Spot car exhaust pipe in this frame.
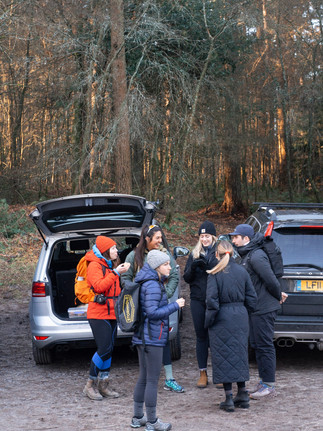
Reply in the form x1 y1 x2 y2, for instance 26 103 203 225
276 338 295 348
317 341 323 351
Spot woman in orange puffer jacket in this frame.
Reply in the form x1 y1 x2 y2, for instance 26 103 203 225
83 235 130 401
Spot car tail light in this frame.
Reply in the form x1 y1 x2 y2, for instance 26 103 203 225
32 282 46 297
265 221 274 237
34 336 49 341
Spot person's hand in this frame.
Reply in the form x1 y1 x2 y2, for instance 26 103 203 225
280 292 288 304
176 297 185 308
116 262 130 274
191 257 207 271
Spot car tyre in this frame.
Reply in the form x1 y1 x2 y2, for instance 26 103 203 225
32 344 53 365
170 328 181 361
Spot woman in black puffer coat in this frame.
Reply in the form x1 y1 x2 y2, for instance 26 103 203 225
205 240 257 412
131 250 185 431
183 221 218 388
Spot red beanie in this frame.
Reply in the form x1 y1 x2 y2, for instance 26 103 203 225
96 236 116 253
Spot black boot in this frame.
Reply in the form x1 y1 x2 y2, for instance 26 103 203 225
220 394 235 412
233 390 250 409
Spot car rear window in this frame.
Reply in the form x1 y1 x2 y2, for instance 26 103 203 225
272 228 323 269
45 209 145 232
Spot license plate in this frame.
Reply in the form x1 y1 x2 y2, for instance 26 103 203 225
296 280 323 292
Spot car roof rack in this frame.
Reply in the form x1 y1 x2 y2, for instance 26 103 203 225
253 202 323 209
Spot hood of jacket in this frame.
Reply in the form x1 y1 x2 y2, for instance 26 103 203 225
85 248 112 268
236 232 265 257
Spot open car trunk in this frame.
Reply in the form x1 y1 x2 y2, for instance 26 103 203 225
49 236 139 319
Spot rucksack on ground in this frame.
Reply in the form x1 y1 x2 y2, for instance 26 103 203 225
248 236 284 279
115 279 143 333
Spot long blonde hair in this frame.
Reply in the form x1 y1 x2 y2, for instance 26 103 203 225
192 235 217 259
207 240 233 275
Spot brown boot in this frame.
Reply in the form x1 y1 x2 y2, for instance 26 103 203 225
83 379 103 401
197 370 208 388
98 379 120 398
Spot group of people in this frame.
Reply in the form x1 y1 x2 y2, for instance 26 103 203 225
80 220 287 430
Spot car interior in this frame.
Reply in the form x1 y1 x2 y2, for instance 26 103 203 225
49 237 139 318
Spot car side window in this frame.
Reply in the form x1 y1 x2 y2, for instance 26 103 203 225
246 216 261 232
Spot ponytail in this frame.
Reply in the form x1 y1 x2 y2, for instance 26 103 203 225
207 240 233 275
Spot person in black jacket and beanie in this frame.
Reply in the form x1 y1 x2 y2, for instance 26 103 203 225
183 221 218 388
230 224 288 400
205 240 257 412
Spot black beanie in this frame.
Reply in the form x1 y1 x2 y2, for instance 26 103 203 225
198 221 216 236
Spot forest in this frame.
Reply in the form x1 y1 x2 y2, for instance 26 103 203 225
0 0 321 213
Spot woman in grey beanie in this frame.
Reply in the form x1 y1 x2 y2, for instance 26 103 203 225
130 250 185 430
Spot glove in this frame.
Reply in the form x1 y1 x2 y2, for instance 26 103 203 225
191 257 207 271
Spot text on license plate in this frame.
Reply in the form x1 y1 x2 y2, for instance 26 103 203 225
296 280 323 292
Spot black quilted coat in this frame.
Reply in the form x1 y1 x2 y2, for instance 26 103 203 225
205 259 257 384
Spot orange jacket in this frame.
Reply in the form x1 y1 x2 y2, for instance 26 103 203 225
85 250 121 320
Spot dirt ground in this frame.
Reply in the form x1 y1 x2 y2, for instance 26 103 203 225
1 210 323 431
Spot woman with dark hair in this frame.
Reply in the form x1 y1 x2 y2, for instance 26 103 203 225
122 224 184 393
83 235 130 400
205 240 257 412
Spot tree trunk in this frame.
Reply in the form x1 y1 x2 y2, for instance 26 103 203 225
109 0 132 194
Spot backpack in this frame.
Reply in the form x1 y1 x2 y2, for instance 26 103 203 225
115 278 157 334
248 236 284 279
114 279 143 333
74 256 106 305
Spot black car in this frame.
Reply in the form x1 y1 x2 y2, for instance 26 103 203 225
245 203 323 350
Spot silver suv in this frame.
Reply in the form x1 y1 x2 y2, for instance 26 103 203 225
29 194 189 364
245 202 323 350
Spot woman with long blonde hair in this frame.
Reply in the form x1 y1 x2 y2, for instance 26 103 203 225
205 240 257 412
183 221 218 388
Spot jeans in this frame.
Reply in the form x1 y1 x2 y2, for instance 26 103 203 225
249 311 277 383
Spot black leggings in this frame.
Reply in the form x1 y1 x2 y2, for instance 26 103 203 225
88 319 117 379
134 344 163 422
190 299 209 369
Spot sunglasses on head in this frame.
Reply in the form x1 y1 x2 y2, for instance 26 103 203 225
147 224 158 234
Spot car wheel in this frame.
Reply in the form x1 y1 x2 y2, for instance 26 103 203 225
170 329 181 361
32 344 53 365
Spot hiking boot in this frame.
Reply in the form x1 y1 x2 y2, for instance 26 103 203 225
249 384 277 399
145 418 172 430
220 394 235 412
98 379 119 398
131 415 147 428
164 379 185 393
233 391 250 409
215 383 223 389
197 370 208 388
83 379 103 401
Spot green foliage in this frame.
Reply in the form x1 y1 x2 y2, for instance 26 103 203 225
0 199 35 238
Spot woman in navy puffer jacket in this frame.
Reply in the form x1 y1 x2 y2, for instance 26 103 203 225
131 250 185 431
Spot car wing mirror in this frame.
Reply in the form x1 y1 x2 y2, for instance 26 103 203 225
173 246 190 260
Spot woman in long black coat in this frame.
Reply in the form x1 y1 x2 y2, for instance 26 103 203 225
205 240 257 412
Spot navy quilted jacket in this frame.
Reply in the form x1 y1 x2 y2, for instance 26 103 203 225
132 263 179 347
206 259 257 384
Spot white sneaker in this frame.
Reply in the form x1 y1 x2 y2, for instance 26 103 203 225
250 384 276 399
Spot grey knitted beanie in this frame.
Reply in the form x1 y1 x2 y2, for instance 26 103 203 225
147 250 170 270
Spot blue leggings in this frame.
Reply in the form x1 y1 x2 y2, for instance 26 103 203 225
88 319 117 380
